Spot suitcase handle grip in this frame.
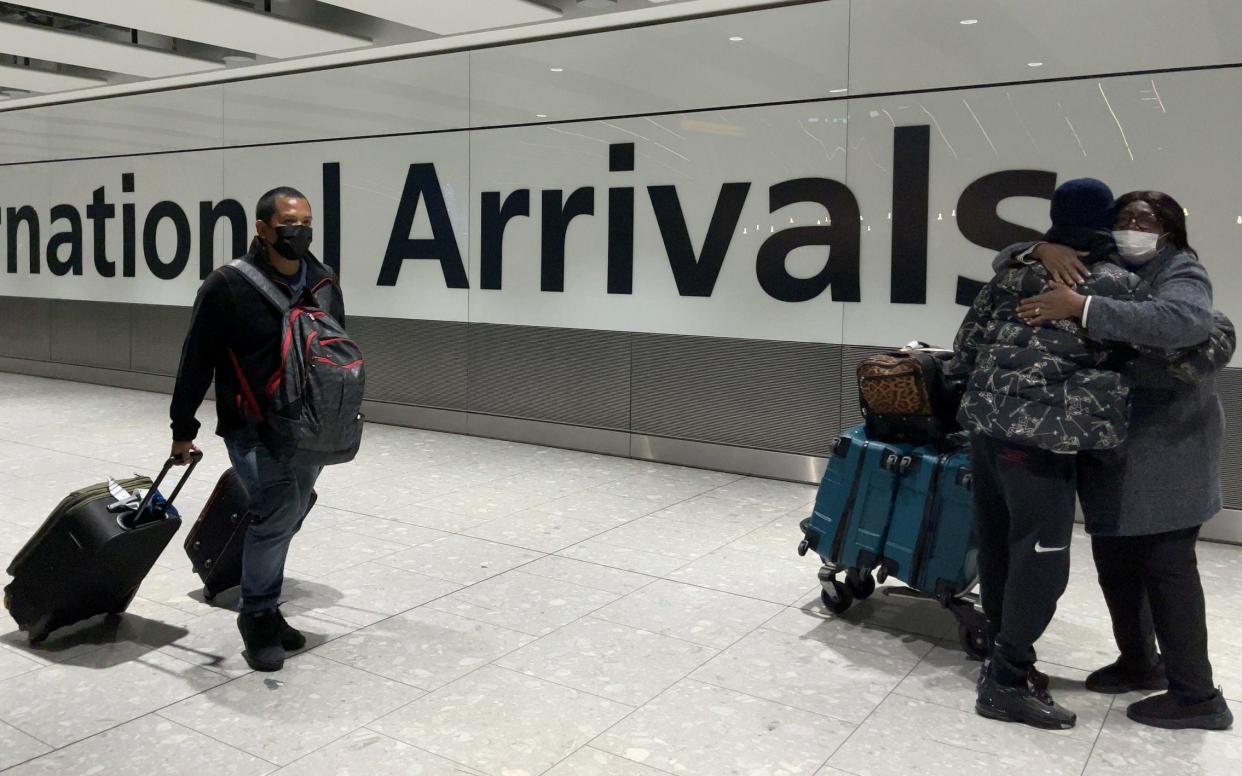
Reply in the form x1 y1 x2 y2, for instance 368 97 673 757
134 451 203 519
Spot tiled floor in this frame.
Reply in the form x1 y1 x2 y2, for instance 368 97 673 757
0 372 1239 775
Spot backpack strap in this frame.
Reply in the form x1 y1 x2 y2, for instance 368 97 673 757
226 259 291 314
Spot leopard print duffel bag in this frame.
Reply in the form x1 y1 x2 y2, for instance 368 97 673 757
856 346 962 443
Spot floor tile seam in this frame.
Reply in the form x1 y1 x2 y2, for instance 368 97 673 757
568 611 727 652
1078 698 1117 776
493 613 724 698
457 524 616 555
338 551 574 637
640 572 809 609
582 681 694 773
685 675 866 727
351 726 489 776
149 713 285 771
584 609 723 651
470 662 643 710
0 717 55 752
374 526 566 559
704 609 938 667
787 615 957 662
308 650 434 695
2 676 280 772
516 563 662 597
817 631 941 770
420 575 626 639
883 686 1105 745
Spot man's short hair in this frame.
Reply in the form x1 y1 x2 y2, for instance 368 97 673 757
255 186 308 224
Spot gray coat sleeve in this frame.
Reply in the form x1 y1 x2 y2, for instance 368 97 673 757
1086 254 1215 349
992 241 1040 272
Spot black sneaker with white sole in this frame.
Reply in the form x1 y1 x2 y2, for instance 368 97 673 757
976 659 1077 730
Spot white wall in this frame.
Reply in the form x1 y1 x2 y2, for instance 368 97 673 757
2 0 1241 361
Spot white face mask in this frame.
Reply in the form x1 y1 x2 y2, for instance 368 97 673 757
1112 229 1161 264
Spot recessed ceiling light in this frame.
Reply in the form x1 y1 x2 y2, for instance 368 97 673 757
550 67 563 72
729 36 744 42
536 113 548 118
960 19 979 25
830 88 847 94
1028 61 1044 67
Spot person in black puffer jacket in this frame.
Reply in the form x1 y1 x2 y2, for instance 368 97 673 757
950 178 1148 732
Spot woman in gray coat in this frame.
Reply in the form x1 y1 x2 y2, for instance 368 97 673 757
1015 190 1234 731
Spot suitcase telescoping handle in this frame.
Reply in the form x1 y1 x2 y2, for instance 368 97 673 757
134 451 203 518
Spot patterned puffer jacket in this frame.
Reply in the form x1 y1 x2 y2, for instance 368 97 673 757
949 260 1149 453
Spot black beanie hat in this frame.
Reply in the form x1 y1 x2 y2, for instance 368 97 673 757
1049 177 1115 231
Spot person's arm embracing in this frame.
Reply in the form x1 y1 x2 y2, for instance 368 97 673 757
169 271 232 463
1081 257 1215 349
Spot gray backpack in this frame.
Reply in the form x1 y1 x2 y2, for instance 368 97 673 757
226 259 365 466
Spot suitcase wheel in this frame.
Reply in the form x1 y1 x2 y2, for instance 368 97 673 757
797 539 809 557
958 622 990 661
203 585 218 602
844 568 876 600
820 579 854 614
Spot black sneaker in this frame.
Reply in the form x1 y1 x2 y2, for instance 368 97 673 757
976 659 1077 730
1127 690 1234 731
273 607 306 652
1085 656 1168 694
237 610 286 672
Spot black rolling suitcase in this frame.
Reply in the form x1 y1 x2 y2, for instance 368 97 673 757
3 453 201 643
184 468 317 601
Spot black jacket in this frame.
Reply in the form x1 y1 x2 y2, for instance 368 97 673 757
170 239 346 441
949 257 1148 452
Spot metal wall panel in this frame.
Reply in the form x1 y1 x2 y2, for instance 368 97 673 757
468 323 630 430
348 317 468 410
0 296 51 361
129 305 192 376
1216 368 1242 510
631 334 841 457
48 300 130 370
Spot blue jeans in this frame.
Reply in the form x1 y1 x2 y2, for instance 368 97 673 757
224 432 322 615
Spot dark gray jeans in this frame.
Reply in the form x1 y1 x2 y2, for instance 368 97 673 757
224 432 322 615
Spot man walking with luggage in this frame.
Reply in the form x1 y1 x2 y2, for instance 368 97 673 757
169 187 346 672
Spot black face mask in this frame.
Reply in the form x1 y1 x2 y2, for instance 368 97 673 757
268 224 312 261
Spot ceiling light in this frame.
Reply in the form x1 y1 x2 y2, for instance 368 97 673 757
577 0 618 8
550 67 564 72
1028 62 1044 67
830 88 847 94
960 19 979 25
536 113 548 118
729 36 744 42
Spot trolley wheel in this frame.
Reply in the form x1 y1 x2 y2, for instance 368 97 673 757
820 579 854 614
202 585 218 602
845 568 877 600
875 565 889 585
958 622 991 661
